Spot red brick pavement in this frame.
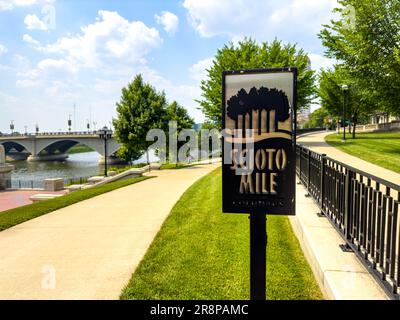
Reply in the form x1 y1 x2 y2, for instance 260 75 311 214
0 190 67 212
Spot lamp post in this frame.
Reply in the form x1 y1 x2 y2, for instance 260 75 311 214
68 115 72 132
99 126 112 177
341 84 349 141
35 124 39 135
10 121 14 135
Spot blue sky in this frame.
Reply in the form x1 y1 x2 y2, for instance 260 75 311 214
0 0 337 133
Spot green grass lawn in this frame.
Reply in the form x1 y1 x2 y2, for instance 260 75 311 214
160 163 196 170
0 176 150 232
120 168 323 300
325 132 400 174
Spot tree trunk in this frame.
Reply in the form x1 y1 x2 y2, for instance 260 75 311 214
352 111 358 139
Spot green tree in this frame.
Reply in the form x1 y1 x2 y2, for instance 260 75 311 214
198 38 316 128
319 0 400 116
167 101 195 131
304 107 331 129
166 101 195 164
318 66 372 138
113 74 168 162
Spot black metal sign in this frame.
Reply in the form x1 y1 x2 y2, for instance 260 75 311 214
222 68 297 216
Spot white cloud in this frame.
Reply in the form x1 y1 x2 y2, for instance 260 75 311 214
0 43 7 56
309 53 336 71
189 57 213 81
183 0 337 50
24 13 48 30
23 33 41 47
155 11 179 34
0 0 55 11
25 10 162 70
38 58 78 74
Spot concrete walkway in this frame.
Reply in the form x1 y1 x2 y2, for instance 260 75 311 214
298 131 400 186
0 163 220 300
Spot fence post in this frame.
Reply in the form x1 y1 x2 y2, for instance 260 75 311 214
344 169 352 242
307 149 311 194
297 145 302 185
320 154 327 210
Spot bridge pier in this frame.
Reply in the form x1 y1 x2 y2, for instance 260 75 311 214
6 152 30 162
27 154 69 162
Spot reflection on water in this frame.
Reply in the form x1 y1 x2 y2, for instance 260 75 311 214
10 150 158 188
11 152 101 188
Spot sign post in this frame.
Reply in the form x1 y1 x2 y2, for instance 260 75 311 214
222 68 297 300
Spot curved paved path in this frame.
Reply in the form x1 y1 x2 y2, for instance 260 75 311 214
298 131 400 186
0 163 220 300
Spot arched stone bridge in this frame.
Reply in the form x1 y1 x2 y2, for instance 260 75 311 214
0 132 122 162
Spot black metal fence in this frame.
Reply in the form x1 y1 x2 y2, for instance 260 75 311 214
296 144 400 300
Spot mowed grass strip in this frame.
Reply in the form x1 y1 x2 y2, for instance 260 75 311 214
0 176 150 232
325 132 400 174
121 168 323 300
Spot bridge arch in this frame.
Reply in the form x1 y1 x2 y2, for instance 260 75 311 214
35 138 121 157
0 140 34 155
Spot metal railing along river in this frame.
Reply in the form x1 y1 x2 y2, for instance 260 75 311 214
1 176 91 190
296 144 400 300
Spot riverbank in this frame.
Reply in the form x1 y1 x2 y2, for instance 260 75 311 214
0 189 67 213
67 144 94 155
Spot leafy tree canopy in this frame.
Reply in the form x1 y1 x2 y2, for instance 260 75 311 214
199 38 317 128
113 75 194 162
319 0 400 116
318 66 373 137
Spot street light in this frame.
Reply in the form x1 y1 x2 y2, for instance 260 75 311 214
98 126 113 177
341 84 349 141
68 115 72 132
10 121 14 135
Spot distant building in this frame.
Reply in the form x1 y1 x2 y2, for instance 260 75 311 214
371 112 400 124
297 107 311 129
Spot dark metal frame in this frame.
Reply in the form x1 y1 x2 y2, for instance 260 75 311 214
221 67 297 215
221 68 298 300
296 144 400 300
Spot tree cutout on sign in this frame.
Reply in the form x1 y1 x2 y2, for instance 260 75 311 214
227 86 291 138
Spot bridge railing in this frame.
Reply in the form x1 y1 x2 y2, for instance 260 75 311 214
296 143 400 300
0 131 114 138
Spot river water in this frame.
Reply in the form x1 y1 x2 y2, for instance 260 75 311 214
10 151 157 189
